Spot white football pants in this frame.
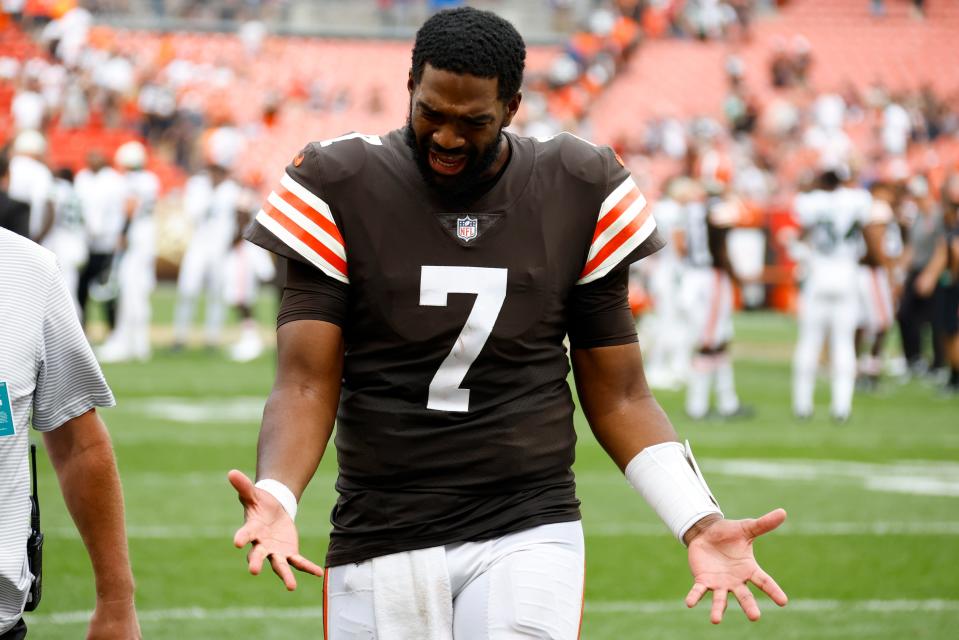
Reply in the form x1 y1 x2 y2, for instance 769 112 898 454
793 285 859 418
99 221 155 361
856 265 894 335
682 267 738 417
323 521 585 640
685 352 740 419
645 258 689 386
174 242 227 345
681 267 734 351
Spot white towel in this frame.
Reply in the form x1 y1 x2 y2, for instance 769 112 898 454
372 547 454 640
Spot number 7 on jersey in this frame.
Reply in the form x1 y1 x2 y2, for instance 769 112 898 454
420 266 508 412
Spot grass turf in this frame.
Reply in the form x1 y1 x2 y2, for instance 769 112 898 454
21 304 959 639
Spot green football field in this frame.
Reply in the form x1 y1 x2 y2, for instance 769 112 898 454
21 293 959 639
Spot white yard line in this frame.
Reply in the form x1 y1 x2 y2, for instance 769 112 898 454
117 397 267 423
43 521 959 540
586 521 959 536
25 600 959 625
587 599 959 614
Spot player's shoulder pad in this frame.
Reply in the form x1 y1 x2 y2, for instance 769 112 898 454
293 132 384 187
536 132 620 187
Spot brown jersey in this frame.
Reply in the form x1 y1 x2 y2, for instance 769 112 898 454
247 129 663 566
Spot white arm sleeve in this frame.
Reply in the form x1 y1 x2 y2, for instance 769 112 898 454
255 479 298 520
625 440 723 543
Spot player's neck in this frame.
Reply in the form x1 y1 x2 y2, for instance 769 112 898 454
449 135 513 207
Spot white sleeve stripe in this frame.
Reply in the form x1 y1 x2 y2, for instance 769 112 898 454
577 215 657 285
280 173 336 225
267 192 346 261
586 194 647 263
598 176 638 220
255 210 350 284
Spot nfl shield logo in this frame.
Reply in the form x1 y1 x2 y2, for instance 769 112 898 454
457 215 478 242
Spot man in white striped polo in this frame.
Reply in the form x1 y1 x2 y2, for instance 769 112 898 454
0 227 140 638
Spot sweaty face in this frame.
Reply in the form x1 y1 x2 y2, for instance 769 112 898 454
405 64 518 199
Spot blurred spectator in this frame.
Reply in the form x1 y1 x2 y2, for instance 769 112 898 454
911 0 925 19
137 72 178 145
941 174 959 393
768 35 811 89
11 74 45 131
92 48 135 127
75 149 126 330
98 141 160 363
897 175 947 375
222 184 275 362
882 95 912 156
684 0 736 40
0 152 30 238
172 159 240 349
790 35 812 87
7 129 54 242
238 15 267 57
40 3 92 67
46 166 88 313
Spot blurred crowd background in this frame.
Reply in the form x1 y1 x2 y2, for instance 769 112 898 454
0 0 957 396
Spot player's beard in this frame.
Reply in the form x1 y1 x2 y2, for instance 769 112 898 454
404 116 504 203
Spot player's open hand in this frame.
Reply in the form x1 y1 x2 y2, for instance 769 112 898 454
228 469 324 590
685 508 788 624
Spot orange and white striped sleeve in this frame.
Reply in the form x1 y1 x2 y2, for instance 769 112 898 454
254 168 348 284
576 175 658 285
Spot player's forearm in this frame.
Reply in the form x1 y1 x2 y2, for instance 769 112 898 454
863 224 888 267
950 238 959 278
586 392 679 471
43 416 136 601
255 384 336 498
920 241 948 281
572 345 679 471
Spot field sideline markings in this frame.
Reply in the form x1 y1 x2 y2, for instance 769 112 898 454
26 599 959 625
43 521 959 540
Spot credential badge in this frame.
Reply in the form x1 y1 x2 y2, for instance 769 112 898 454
456 215 478 242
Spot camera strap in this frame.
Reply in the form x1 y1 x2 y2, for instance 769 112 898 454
24 442 43 612
30 443 40 532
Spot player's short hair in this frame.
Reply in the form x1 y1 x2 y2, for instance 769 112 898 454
818 170 842 191
411 7 526 102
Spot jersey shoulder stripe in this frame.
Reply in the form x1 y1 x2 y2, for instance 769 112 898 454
578 176 653 284
256 171 348 283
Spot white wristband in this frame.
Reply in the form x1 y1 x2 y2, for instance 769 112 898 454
625 440 722 543
254 479 298 521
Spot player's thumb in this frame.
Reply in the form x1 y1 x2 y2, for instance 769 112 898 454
227 469 257 505
745 508 787 539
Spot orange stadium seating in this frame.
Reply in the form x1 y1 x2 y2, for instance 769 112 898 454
1 1 957 196
593 0 959 138
590 0 959 200
99 30 557 189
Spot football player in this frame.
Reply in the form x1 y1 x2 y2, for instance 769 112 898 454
97 142 160 363
641 177 692 391
222 184 276 363
676 180 748 420
229 8 787 637
792 170 871 421
171 160 240 349
855 181 898 389
940 173 959 394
